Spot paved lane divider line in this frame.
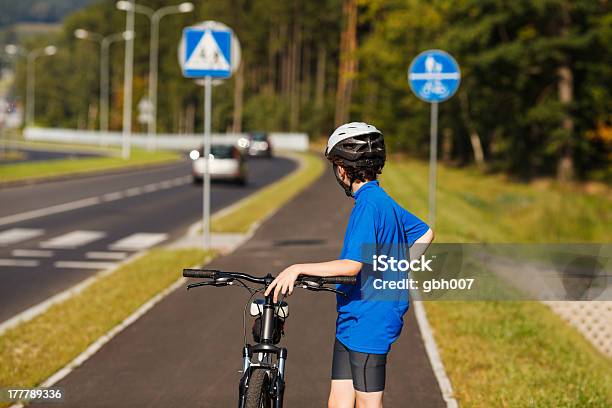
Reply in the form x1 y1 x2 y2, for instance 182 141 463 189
0 177 193 228
86 251 128 260
0 228 45 246
11 249 54 258
0 259 40 267
102 191 123 202
0 198 101 227
54 261 118 270
40 230 107 249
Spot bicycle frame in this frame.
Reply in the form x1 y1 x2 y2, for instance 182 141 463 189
182 268 355 408
238 283 287 408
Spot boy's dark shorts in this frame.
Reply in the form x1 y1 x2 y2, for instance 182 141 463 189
331 338 387 392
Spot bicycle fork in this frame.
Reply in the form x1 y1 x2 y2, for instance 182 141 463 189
238 345 287 408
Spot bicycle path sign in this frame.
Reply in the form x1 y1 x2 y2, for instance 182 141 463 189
408 49 460 103
407 49 461 229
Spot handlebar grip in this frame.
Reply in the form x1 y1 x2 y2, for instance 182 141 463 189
183 269 217 279
319 276 357 285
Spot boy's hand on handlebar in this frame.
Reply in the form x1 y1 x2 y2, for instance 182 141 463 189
265 264 301 303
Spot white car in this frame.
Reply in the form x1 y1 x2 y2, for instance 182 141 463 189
190 144 248 185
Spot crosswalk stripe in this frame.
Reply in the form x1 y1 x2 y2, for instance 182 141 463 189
86 251 128 260
0 228 45 246
0 259 40 267
54 261 116 270
40 230 106 249
109 233 168 251
12 249 54 258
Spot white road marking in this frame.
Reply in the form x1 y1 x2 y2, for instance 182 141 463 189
0 197 100 227
124 187 143 197
412 294 459 408
12 249 54 258
109 233 168 250
40 230 106 249
0 174 190 227
0 259 39 267
0 228 45 246
103 191 123 201
86 251 128 260
142 184 158 193
55 261 117 269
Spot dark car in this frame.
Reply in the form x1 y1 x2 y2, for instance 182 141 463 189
244 132 273 158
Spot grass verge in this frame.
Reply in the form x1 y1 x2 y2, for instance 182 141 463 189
211 151 325 233
0 248 209 403
382 157 612 407
0 148 180 184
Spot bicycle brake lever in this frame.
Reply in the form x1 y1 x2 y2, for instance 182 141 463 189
187 281 229 290
300 284 348 297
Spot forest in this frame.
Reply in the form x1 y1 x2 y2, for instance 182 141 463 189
8 0 612 181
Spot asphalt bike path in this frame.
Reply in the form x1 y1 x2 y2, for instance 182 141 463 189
35 168 445 407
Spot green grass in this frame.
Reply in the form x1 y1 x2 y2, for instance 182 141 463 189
0 148 180 184
425 300 611 407
381 157 612 407
211 151 325 233
0 248 209 403
382 158 610 243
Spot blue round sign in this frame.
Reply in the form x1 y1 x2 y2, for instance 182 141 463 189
408 49 461 103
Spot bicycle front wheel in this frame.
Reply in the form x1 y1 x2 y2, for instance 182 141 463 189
244 369 272 408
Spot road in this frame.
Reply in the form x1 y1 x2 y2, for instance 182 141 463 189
0 157 296 323
34 168 445 407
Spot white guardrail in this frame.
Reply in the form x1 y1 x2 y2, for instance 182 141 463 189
24 127 309 152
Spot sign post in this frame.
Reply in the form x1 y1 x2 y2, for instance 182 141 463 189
408 50 460 228
179 21 241 249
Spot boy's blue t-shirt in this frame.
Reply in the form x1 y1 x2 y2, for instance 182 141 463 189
336 180 429 354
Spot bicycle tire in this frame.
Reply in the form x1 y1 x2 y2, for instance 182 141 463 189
244 369 272 408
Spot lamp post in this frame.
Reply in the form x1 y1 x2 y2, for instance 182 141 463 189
74 29 132 139
5 44 57 127
116 1 193 149
116 0 136 159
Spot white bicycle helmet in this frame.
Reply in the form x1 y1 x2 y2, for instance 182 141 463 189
325 122 386 196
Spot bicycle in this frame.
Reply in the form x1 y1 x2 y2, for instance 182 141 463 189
182 268 356 408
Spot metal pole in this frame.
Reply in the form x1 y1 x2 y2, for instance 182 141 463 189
203 76 212 249
99 40 108 143
428 102 438 228
147 15 160 150
26 53 35 127
121 0 135 159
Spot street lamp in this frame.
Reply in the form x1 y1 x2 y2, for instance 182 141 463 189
116 1 193 149
116 0 136 160
74 29 132 139
5 44 57 127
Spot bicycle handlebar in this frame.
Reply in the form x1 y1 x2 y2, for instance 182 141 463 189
182 268 357 286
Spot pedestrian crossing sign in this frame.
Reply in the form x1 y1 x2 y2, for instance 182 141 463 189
182 27 232 78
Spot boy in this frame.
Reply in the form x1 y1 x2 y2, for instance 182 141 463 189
265 122 434 408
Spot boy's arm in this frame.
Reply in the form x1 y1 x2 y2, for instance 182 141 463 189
410 228 434 260
264 259 362 302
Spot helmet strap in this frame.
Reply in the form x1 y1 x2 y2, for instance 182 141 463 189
333 163 354 198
